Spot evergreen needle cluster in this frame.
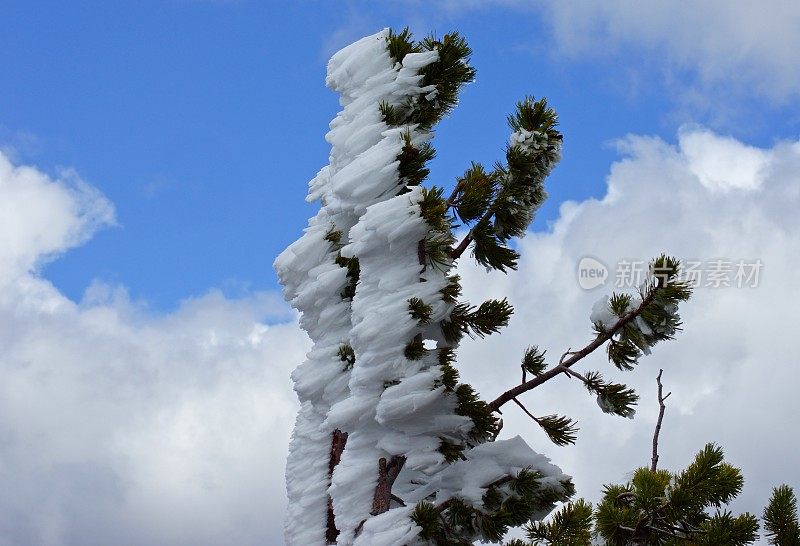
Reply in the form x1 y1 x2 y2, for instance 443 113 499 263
520 449 800 546
275 26 783 546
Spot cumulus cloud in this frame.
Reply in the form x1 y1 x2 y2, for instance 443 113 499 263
3 122 799 545
454 127 800 538
540 1 800 104
678 127 772 192
0 154 115 283
338 1 800 122
0 151 307 546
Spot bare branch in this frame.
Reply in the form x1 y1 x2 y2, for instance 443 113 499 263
651 369 670 472
390 493 406 507
488 286 661 412
558 364 588 383
511 397 539 423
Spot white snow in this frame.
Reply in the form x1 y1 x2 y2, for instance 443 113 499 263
589 295 618 331
278 29 571 546
403 436 571 507
510 127 562 162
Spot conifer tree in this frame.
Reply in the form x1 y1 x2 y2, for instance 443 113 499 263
519 373 774 546
764 485 800 546
524 444 760 546
276 28 693 546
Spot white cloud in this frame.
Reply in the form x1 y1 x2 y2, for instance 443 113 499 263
3 122 799 544
454 127 800 538
540 1 800 104
0 151 308 545
679 127 772 192
0 154 115 283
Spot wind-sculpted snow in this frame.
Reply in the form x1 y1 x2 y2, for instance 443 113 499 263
277 29 570 546
401 436 569 507
276 29 448 546
328 189 477 544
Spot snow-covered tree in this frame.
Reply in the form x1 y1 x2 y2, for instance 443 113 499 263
275 28 692 546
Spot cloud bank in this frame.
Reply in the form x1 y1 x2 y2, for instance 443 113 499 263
2 122 799 544
455 127 800 537
541 1 800 104
0 151 307 546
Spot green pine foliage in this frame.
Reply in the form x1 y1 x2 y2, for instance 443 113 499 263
581 371 639 419
386 27 416 64
471 219 521 272
324 227 342 246
438 438 466 463
452 163 499 224
404 334 426 360
594 255 692 372
534 414 579 447
441 274 462 304
522 346 547 376
441 298 514 343
503 445 800 546
397 130 436 190
337 344 355 371
593 443 758 546
454 383 500 442
763 485 800 545
526 499 594 545
337 28 702 546
419 186 457 271
383 29 476 131
410 471 575 545
333 253 360 300
408 297 434 323
436 347 460 391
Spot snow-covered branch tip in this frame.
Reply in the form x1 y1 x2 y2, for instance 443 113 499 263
489 255 691 415
448 97 562 273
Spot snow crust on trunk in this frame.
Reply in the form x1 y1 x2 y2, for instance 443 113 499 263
327 187 478 545
276 29 445 546
277 29 571 546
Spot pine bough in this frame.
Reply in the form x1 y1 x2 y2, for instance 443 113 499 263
275 28 692 546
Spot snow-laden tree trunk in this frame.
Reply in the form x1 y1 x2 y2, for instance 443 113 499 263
276 29 573 546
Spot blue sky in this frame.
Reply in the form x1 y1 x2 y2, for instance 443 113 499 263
5 1 796 310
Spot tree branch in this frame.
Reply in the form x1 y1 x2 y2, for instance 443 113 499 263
370 455 406 515
488 286 661 412
446 181 462 207
326 429 348 544
449 212 492 261
511 397 539 423
651 369 671 472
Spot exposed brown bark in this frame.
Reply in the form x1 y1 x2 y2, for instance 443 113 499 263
651 369 671 472
449 213 492 261
326 429 348 544
488 285 661 412
417 239 427 274
370 455 406 515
